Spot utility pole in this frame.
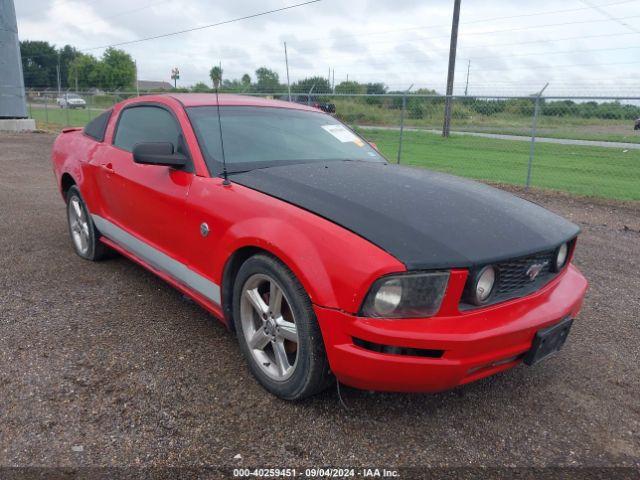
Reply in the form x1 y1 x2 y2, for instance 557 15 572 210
307 83 316 106
526 82 549 189
464 59 470 96
397 84 413 164
284 41 291 101
332 68 335 91
442 0 462 137
135 60 139 96
56 53 61 97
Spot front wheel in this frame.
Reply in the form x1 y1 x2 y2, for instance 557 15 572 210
233 254 332 400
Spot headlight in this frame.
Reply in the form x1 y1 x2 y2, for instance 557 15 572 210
555 242 569 271
360 272 450 318
466 265 497 306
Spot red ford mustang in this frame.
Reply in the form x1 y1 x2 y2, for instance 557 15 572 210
51 94 588 400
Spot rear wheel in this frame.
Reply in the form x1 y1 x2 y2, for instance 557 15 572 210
233 254 332 400
66 186 108 261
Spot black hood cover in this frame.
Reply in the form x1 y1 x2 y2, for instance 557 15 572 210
231 161 579 270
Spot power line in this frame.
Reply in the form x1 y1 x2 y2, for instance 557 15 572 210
292 30 640 63
82 0 321 51
276 43 640 71
286 0 639 46
332 60 640 78
579 0 640 32
288 14 640 55
19 0 322 61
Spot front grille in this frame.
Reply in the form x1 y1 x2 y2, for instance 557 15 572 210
495 250 556 297
460 247 567 310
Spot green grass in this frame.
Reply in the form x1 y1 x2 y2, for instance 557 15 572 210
358 128 640 201
27 102 638 201
333 98 640 144
29 105 103 128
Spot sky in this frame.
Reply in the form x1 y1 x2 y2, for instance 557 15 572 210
13 0 640 96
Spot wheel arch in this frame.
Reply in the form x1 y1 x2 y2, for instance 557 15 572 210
60 172 77 201
218 227 339 331
221 245 265 331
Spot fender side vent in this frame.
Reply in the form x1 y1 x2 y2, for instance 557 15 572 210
353 337 444 358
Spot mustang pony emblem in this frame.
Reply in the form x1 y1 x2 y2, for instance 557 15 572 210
526 261 549 281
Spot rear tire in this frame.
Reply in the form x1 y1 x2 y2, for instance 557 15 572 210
233 254 332 400
66 186 108 261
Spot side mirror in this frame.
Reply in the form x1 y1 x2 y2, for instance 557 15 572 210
133 142 187 168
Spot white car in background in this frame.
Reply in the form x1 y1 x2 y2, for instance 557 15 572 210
56 93 87 109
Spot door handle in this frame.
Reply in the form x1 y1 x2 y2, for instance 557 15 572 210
101 162 114 173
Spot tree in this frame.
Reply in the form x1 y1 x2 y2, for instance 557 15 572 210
59 44 80 89
335 81 365 95
365 82 387 95
241 73 251 89
67 54 99 90
20 40 58 89
291 76 331 95
95 48 136 90
191 82 211 93
365 82 387 105
210 66 223 89
254 67 280 93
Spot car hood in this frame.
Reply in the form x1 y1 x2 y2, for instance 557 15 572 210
231 161 580 270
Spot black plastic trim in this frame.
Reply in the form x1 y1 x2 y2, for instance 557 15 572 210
353 337 444 359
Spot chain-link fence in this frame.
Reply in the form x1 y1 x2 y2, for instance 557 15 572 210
25 90 640 201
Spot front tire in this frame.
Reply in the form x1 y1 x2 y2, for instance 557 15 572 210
233 254 332 400
66 186 108 261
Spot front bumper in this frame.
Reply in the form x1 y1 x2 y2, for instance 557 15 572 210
315 264 588 392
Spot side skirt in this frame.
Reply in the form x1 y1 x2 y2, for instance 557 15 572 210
92 215 228 326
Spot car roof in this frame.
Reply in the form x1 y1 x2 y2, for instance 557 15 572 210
166 93 319 112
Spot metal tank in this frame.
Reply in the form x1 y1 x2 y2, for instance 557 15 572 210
0 0 28 119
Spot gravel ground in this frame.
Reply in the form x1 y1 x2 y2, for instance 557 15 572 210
0 133 638 473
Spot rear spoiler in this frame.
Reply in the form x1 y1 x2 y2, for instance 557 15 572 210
62 127 82 133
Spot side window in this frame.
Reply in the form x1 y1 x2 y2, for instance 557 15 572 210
83 109 112 142
113 106 181 153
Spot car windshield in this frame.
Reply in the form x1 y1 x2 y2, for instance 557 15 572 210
187 106 386 174
67 94 81 99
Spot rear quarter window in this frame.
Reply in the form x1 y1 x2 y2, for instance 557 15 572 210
83 109 112 142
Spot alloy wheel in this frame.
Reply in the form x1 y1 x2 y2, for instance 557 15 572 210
68 196 90 256
240 273 299 381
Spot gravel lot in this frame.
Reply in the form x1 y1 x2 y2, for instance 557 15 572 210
1 132 638 472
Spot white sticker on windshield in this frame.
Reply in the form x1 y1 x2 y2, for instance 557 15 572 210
321 124 359 143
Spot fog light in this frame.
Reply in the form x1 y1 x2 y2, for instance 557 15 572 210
555 243 569 271
474 266 496 304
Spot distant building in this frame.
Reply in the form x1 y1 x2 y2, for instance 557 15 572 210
137 80 174 91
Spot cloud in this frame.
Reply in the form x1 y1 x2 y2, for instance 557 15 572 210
14 0 640 95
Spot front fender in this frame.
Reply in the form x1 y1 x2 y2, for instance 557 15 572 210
217 217 338 307
205 181 406 313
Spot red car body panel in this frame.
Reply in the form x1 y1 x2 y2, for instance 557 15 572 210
51 94 589 393
316 265 587 392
